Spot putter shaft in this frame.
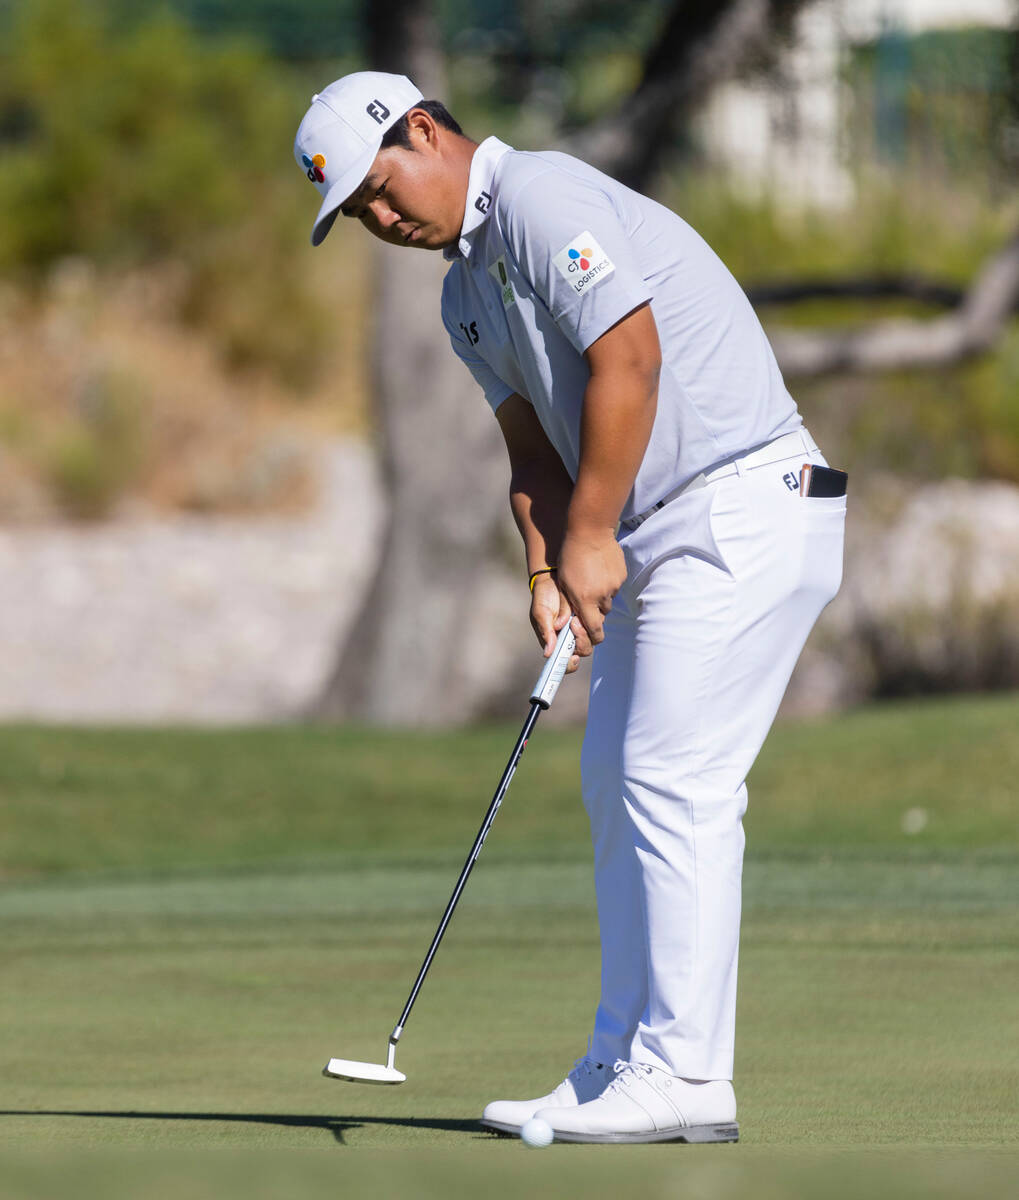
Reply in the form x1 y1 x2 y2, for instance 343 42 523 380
387 620 575 1047
391 699 543 1042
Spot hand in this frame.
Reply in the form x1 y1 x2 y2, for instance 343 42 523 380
555 528 626 649
530 574 586 673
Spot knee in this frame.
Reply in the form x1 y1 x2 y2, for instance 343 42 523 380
622 752 748 833
581 729 620 819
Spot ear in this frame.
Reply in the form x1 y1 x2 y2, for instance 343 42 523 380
405 107 440 151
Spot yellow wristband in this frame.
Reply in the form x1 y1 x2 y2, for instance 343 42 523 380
528 566 556 593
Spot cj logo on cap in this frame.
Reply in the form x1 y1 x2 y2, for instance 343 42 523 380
366 99 391 124
552 231 615 296
301 152 326 183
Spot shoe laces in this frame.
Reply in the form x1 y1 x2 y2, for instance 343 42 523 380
606 1059 653 1094
568 1054 602 1081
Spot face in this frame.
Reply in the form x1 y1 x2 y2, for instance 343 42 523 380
339 113 466 251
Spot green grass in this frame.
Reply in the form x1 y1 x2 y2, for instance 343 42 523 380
1 694 1017 1193
3 691 1017 881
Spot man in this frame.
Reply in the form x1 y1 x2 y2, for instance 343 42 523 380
294 72 846 1145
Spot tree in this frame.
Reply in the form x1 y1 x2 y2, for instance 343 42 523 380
313 0 511 722
762 230 1019 378
563 0 796 185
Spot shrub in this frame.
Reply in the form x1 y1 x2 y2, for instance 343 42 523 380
0 0 327 379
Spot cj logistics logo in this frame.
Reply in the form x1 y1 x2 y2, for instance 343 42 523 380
552 231 615 295
569 245 594 270
302 152 326 184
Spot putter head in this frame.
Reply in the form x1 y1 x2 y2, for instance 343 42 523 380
322 1056 406 1085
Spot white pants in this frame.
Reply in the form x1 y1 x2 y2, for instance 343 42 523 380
581 431 846 1081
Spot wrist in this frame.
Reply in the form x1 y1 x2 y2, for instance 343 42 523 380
528 566 557 592
564 517 618 543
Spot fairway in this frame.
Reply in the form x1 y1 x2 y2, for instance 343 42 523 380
1 695 1017 1194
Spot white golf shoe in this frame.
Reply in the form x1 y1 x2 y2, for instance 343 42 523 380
481 1055 610 1135
533 1060 739 1144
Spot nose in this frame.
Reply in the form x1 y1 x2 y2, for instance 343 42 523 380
367 200 401 231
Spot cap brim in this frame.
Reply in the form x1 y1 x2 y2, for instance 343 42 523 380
311 142 381 246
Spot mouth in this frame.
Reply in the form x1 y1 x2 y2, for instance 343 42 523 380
401 226 420 244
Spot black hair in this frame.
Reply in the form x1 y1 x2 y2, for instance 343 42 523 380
380 99 463 150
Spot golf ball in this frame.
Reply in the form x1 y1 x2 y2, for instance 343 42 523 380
520 1117 554 1148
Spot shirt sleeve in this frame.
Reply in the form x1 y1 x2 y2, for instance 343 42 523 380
499 166 653 355
441 292 515 414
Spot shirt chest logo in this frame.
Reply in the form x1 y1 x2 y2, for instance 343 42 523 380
552 231 615 296
488 255 515 308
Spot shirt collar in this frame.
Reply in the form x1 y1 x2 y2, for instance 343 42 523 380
444 136 513 261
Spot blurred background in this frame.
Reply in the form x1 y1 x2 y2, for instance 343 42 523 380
1 0 1017 727
2 3 1017 1168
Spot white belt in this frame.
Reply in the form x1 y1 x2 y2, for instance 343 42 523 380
622 428 819 531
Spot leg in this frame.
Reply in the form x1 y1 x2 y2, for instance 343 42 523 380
624 471 845 1079
480 592 639 1134
580 591 646 1067
533 458 845 1142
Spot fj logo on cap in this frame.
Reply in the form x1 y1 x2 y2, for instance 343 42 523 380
366 99 391 124
475 191 492 215
301 152 326 183
552 231 615 296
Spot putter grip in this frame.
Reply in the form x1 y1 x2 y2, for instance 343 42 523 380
530 622 577 709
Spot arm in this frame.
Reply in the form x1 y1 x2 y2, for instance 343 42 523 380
496 174 661 648
495 393 587 671
557 302 661 645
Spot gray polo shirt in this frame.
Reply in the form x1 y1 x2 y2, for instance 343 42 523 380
441 137 802 522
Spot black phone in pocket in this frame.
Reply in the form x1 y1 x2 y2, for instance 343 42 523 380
799 464 848 498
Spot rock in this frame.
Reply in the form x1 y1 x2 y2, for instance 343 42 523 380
781 476 1019 715
3 454 1016 725
0 441 385 723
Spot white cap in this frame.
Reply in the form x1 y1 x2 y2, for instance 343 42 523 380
294 72 424 246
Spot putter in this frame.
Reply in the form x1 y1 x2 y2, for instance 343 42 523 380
323 619 578 1085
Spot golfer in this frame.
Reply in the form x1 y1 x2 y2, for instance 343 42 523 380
294 72 846 1144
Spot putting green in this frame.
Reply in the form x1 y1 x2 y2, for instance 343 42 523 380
1 1147 1018 1200
0 695 1017 1192
1 855 1015 1149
